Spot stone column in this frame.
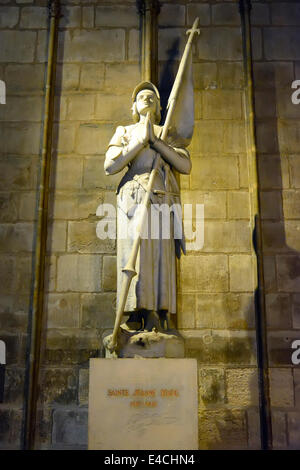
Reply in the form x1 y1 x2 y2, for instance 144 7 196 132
23 0 61 451
138 0 160 85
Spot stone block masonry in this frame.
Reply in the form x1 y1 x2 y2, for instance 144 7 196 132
0 0 48 450
252 0 300 449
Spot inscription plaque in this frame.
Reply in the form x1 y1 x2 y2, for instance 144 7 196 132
88 358 198 450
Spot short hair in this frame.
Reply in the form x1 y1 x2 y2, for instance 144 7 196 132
131 93 161 124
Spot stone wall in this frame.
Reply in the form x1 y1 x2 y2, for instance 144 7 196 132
0 0 299 450
0 0 48 449
252 0 300 449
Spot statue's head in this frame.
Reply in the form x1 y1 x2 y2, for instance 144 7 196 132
131 81 161 124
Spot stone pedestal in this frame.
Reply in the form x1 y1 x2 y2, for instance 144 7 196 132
88 358 198 450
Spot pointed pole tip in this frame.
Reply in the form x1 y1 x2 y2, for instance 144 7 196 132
193 17 200 28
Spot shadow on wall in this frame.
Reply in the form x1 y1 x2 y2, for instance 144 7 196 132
254 62 300 450
158 37 180 120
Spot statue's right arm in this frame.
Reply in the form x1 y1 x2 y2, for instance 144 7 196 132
104 126 146 175
104 142 145 175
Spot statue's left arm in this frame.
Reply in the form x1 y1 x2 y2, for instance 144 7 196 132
151 138 191 175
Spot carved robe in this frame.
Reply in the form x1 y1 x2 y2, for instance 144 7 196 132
105 123 190 314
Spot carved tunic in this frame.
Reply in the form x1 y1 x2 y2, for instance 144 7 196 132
105 123 190 314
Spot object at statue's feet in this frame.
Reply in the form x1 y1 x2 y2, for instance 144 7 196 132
103 326 185 358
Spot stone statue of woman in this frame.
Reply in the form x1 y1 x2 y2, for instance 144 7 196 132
104 81 191 335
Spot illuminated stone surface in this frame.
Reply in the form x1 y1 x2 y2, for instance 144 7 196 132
88 358 198 450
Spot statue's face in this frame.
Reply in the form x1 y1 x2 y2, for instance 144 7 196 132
135 89 158 117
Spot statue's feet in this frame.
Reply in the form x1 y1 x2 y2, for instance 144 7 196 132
120 321 142 332
143 311 164 332
122 312 143 332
